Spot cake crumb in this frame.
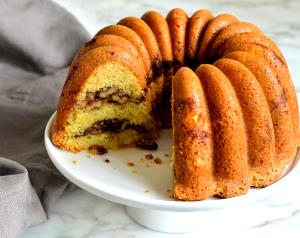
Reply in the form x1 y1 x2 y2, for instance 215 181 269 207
144 190 149 193
145 163 150 168
140 158 145 163
154 157 162 164
127 162 135 167
72 160 79 165
104 158 110 163
167 189 171 193
164 153 169 157
145 153 154 160
88 145 108 155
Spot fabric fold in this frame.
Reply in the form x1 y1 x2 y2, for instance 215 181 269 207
0 0 90 237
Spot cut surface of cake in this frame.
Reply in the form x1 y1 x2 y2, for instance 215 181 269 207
52 8 299 201
52 45 159 152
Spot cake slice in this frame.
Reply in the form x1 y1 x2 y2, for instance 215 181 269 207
52 46 159 153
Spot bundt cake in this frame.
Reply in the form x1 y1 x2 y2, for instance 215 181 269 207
52 8 299 201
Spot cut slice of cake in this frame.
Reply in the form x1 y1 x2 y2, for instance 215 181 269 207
52 45 159 153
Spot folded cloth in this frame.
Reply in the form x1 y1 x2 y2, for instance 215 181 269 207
0 0 89 237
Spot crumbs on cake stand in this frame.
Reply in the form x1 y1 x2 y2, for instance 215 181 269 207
88 145 108 155
145 153 163 163
145 153 154 160
127 153 166 168
154 157 162 164
127 162 135 167
72 159 79 165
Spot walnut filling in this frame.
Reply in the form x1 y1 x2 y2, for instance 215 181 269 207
83 119 148 135
76 87 145 108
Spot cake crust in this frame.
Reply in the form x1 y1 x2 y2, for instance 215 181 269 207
208 22 261 61
97 25 151 76
224 51 297 169
219 40 299 134
218 32 286 63
214 58 277 186
142 11 173 64
74 34 140 62
172 67 215 200
185 9 213 66
196 64 250 198
196 14 238 64
166 8 188 71
118 17 163 80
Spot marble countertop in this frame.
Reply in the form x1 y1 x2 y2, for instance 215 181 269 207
21 0 300 237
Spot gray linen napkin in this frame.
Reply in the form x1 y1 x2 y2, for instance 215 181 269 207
0 0 90 237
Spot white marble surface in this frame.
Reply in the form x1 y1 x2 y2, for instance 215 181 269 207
21 0 300 237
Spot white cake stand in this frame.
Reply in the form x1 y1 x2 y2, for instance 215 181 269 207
45 112 300 233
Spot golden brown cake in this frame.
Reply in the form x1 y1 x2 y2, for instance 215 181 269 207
117 17 163 81
219 36 299 133
52 8 299 201
185 9 213 67
142 11 173 127
52 46 158 152
218 32 286 63
194 64 250 199
208 22 261 61
74 34 140 62
142 11 173 79
172 67 216 200
196 14 238 64
96 25 151 76
223 51 296 166
117 17 164 124
166 8 188 71
214 59 277 187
